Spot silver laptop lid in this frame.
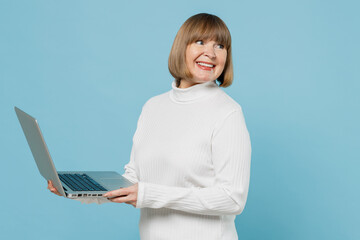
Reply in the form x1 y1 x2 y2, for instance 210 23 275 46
15 107 65 196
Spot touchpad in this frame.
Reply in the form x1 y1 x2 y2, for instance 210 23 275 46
100 178 132 190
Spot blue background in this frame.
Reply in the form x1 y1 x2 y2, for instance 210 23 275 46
1 0 359 239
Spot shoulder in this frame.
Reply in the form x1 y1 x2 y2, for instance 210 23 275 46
211 90 250 134
140 91 171 112
212 88 243 115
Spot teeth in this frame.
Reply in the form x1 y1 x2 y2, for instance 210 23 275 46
197 62 214 67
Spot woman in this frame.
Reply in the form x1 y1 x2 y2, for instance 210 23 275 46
49 13 251 240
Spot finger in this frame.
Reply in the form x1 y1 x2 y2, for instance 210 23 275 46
108 196 128 203
109 194 137 203
49 185 60 194
103 188 128 198
50 188 58 194
51 190 61 195
108 194 135 203
49 188 61 196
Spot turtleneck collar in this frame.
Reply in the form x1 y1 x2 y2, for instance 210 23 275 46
169 80 219 103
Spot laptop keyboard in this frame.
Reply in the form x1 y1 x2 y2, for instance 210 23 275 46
58 173 107 192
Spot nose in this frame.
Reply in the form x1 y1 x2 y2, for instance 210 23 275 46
203 45 216 59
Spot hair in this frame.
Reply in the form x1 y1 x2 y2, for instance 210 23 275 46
168 13 233 88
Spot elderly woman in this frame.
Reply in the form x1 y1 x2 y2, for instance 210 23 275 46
49 13 251 240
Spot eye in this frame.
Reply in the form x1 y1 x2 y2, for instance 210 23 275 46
216 44 225 49
195 40 204 45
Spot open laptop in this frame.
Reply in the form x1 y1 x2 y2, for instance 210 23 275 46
15 106 133 199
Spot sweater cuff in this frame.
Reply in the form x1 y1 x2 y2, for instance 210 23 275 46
136 181 145 208
135 182 185 209
136 182 172 209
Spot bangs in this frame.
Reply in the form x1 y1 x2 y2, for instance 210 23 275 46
185 15 231 49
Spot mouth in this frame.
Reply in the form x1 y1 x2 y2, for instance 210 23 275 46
196 61 215 71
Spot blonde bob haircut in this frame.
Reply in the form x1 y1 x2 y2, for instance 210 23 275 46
168 13 233 88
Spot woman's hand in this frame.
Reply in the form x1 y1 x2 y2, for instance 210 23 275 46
103 183 138 207
47 180 62 196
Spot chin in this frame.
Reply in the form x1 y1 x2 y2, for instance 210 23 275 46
193 75 215 82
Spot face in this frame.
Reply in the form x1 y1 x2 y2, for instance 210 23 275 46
181 39 227 88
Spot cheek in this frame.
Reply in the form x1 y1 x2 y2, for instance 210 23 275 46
185 50 196 68
218 53 227 70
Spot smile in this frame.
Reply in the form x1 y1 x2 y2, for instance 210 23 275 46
196 62 215 68
196 61 215 71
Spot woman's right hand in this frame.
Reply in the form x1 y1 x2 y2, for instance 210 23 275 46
47 180 62 196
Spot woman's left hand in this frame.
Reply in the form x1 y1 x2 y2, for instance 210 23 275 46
103 183 138 207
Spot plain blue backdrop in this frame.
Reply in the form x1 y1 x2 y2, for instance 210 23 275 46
1 0 359 239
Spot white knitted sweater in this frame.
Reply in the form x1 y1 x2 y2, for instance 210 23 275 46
123 80 252 240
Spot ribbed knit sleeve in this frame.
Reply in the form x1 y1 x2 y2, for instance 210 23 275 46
122 103 148 184
136 109 251 216
122 145 138 184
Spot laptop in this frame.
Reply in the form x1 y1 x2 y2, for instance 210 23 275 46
15 106 133 199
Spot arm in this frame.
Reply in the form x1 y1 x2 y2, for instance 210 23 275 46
135 109 252 215
122 101 149 184
122 144 138 184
